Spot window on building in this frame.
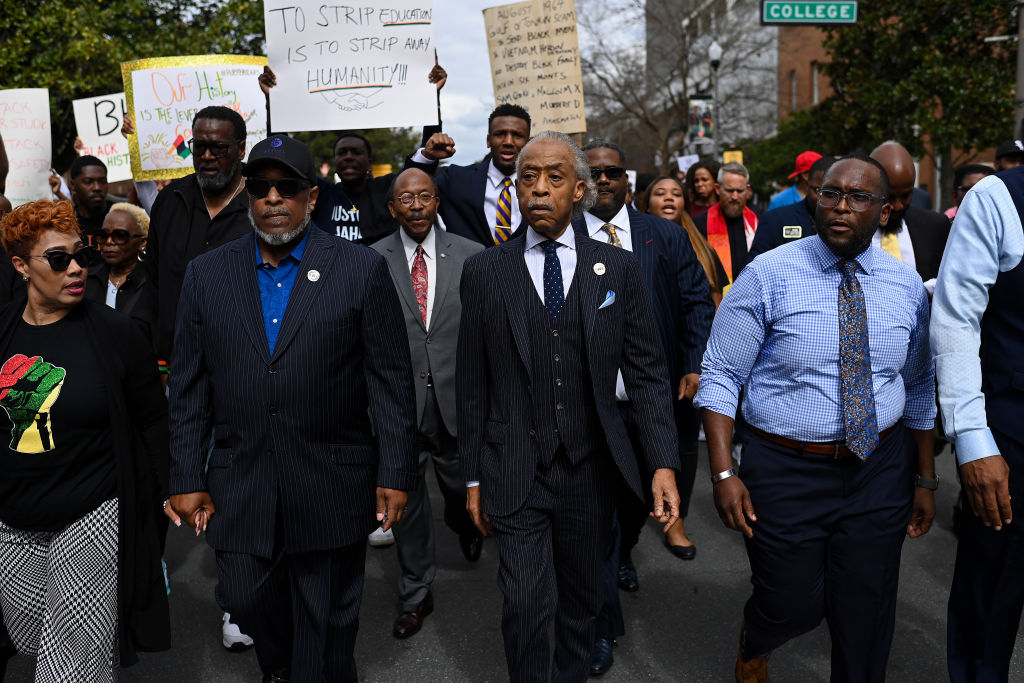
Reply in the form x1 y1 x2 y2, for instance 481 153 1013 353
812 62 820 105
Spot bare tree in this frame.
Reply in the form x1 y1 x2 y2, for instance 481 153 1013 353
579 0 778 173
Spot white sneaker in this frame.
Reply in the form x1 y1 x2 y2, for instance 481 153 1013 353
222 612 254 651
368 526 395 547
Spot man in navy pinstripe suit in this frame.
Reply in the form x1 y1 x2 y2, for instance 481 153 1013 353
168 136 419 683
458 131 682 682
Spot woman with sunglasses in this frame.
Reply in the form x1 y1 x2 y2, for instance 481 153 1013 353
0 200 170 681
85 203 156 346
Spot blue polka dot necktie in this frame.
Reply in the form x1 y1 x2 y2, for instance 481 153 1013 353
542 240 564 320
838 259 879 460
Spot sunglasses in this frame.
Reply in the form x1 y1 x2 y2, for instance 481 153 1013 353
30 246 95 272
97 229 144 245
590 166 626 181
245 178 312 199
187 139 241 158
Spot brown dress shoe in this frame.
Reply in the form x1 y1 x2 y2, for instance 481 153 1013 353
735 622 769 683
393 591 434 639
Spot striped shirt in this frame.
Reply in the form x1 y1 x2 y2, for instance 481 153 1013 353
694 235 935 441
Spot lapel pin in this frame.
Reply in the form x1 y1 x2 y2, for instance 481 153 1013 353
593 262 606 275
440 253 447 258
307 269 321 282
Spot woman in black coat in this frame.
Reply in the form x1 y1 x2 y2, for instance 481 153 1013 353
0 200 170 681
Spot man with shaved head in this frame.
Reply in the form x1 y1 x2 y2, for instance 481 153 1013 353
370 168 484 639
869 141 951 289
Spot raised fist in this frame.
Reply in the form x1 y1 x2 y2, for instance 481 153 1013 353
0 354 66 453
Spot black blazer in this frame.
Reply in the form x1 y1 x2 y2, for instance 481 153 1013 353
168 226 419 556
457 231 680 517
405 155 528 247
902 205 951 281
747 198 817 263
572 207 714 380
85 262 157 350
0 298 170 668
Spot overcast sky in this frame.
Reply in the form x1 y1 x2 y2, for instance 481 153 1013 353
432 1 506 164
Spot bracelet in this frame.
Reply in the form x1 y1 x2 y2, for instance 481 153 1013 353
711 468 736 484
914 474 939 490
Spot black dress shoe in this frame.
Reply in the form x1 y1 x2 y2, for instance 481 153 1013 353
617 561 638 592
393 591 434 639
589 637 614 676
261 669 290 683
664 534 697 560
459 531 483 562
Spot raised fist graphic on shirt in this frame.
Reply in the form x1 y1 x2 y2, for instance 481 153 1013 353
0 354 66 453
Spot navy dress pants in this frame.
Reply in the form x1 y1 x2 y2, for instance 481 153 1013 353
741 425 913 683
948 428 1024 683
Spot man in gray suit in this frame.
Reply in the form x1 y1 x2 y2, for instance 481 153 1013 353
370 169 484 638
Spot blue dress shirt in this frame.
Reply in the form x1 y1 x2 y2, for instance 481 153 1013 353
695 235 935 442
524 225 576 302
254 228 310 354
931 174 1024 465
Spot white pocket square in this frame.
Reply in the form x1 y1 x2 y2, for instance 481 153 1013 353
598 290 615 309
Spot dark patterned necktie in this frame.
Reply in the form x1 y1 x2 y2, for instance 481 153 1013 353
542 240 564 319
411 245 428 326
838 259 878 460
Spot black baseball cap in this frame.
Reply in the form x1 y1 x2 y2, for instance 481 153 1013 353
244 135 316 182
995 139 1024 159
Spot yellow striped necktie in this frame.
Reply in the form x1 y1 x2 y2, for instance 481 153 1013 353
495 177 513 244
602 223 622 248
879 231 902 261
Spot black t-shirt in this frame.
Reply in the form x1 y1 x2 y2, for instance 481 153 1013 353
75 200 114 245
313 181 364 243
0 308 115 531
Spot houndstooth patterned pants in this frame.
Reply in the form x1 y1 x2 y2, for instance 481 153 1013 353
0 497 119 682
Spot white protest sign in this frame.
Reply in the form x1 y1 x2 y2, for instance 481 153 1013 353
121 55 268 181
0 88 52 207
264 0 438 132
73 93 132 183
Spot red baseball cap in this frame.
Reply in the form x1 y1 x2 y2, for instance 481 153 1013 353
788 150 822 178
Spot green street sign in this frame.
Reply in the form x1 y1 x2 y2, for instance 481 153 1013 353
761 1 858 25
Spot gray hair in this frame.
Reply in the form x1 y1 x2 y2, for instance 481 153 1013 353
718 161 750 183
516 130 597 217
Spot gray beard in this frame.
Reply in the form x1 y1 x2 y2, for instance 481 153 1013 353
196 161 241 193
249 205 312 247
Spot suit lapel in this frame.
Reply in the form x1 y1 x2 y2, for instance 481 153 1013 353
628 208 654 278
271 229 338 361
382 232 425 332
575 236 604 340
494 238 533 377
432 231 455 320
227 239 272 364
474 160 491 245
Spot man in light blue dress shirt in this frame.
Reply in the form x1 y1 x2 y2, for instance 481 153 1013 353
695 154 937 682
931 166 1024 682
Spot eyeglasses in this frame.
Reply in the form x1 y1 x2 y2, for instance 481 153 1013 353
245 178 311 199
187 139 241 158
30 246 95 272
97 229 144 245
589 166 626 181
815 188 887 212
394 192 437 206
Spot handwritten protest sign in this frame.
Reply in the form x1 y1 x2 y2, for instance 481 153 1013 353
73 93 131 183
121 55 268 181
483 0 585 134
264 0 438 132
0 88 51 207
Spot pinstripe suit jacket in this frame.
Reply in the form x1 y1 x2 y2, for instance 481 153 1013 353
457 230 680 517
168 226 419 557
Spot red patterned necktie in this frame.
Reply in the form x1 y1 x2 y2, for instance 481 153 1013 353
411 245 428 326
495 177 513 244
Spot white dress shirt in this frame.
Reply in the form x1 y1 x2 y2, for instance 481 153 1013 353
872 219 926 288
524 225 576 304
411 150 519 240
400 226 437 329
585 206 632 400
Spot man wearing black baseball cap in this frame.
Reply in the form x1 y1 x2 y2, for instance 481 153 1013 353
168 134 419 682
995 139 1024 171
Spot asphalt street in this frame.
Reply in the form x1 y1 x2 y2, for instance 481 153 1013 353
6 442 1023 682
